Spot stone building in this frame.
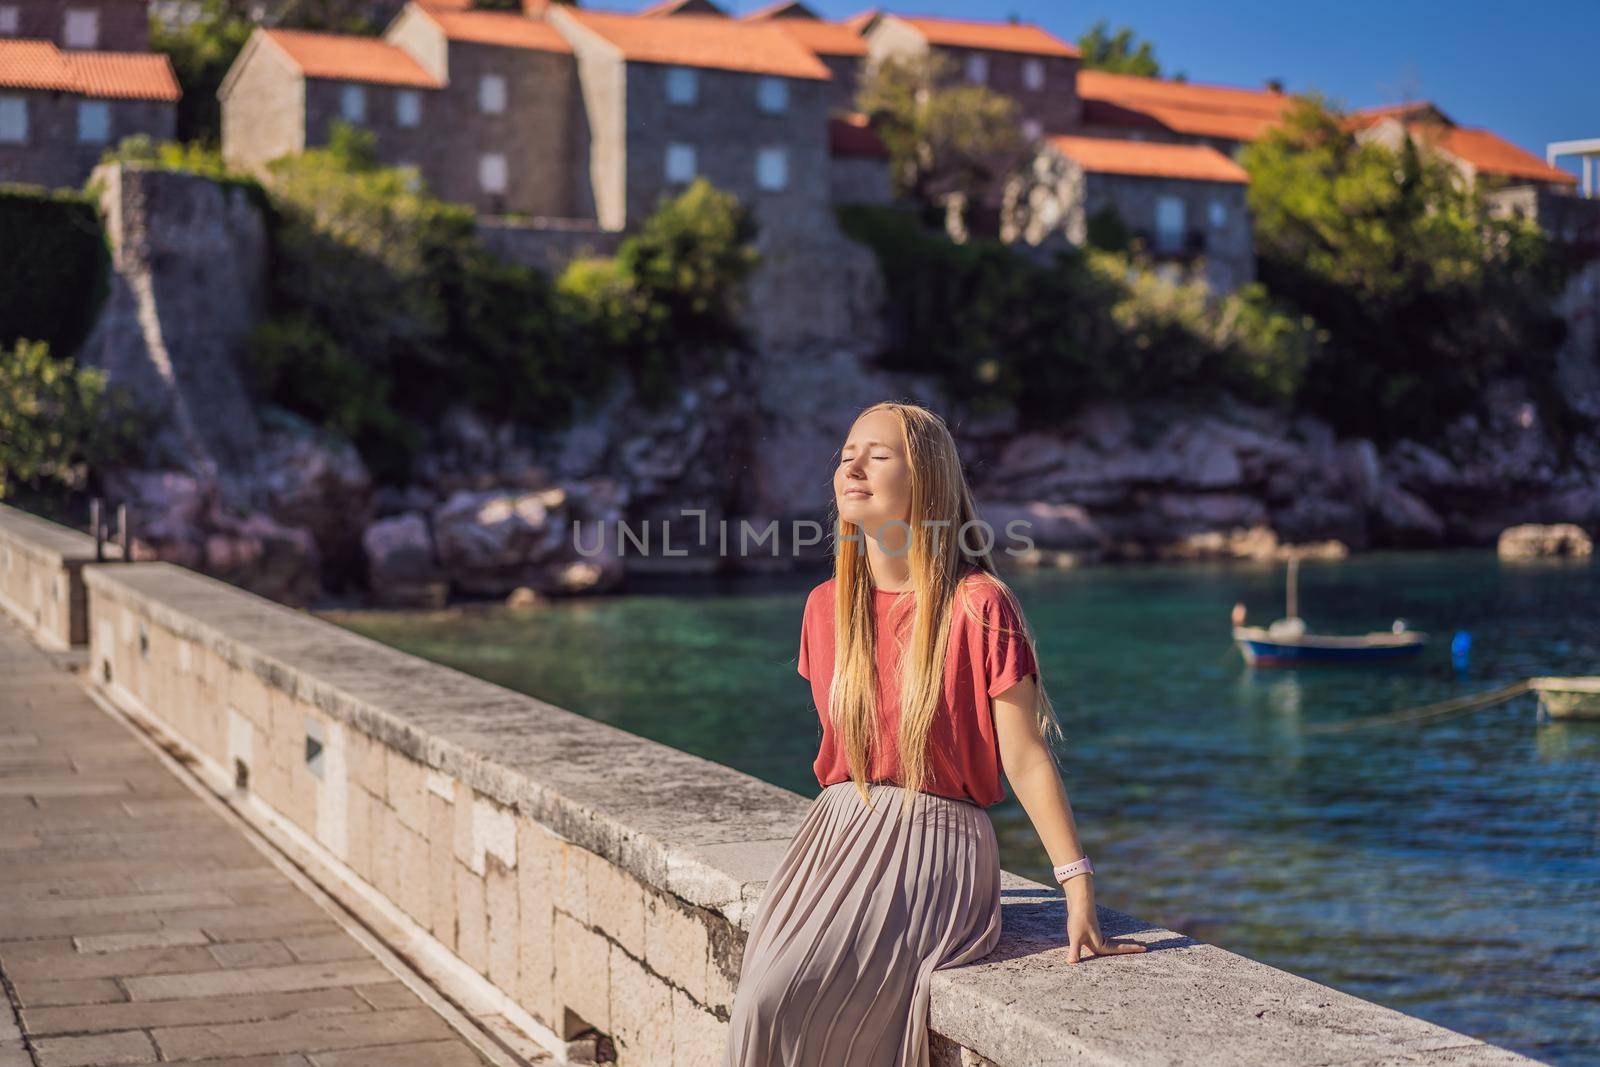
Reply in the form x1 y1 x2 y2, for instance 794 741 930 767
547 6 833 231
220 5 582 218
863 13 1080 139
1003 134 1254 293
219 27 444 176
741 1 869 115
1349 102 1579 194
0 37 178 188
1 0 151 51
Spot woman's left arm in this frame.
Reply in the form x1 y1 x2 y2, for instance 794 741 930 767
993 675 1147 965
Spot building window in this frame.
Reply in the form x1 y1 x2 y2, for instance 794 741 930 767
479 152 507 193
395 89 421 127
62 7 98 47
340 84 366 123
665 142 696 183
757 76 788 114
76 100 110 143
756 146 788 191
0 6 19 34
964 52 988 84
478 73 506 114
1022 57 1045 91
1021 118 1042 141
1155 196 1186 252
0 95 25 143
1208 199 1227 228
666 66 698 106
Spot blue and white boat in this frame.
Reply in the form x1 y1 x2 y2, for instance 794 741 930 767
1233 556 1428 667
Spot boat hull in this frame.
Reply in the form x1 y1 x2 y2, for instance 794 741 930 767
1529 678 1600 720
1234 627 1428 667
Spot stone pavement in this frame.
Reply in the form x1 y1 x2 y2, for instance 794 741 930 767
0 619 523 1067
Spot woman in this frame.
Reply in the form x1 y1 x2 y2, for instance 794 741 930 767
724 401 1145 1067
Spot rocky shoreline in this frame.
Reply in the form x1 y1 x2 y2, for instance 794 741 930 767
76 165 1600 608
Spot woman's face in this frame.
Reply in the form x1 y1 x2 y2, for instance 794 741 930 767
835 409 913 538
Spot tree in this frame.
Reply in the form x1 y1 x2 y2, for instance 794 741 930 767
1241 92 1570 442
856 51 1024 231
1077 21 1163 78
0 340 148 499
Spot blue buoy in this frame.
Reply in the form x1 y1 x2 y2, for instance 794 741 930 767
1451 630 1472 673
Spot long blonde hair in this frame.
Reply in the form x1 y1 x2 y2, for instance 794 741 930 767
826 401 1065 820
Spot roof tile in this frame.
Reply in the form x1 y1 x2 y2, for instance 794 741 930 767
562 10 831 79
418 3 572 52
1077 69 1293 142
0 39 179 100
1047 134 1250 184
893 15 1077 58
263 27 444 87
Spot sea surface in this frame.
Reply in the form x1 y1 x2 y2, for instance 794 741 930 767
323 550 1600 1065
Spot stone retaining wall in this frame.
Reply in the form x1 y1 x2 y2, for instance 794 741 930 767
73 558 1538 1066
0 503 120 649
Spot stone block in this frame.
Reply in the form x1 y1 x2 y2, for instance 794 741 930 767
396 820 431 929
555 842 590 925
553 910 608 1038
485 858 519 993
671 985 726 1067
608 941 673 1066
643 892 711 1006
588 856 646 959
454 862 487 974
385 749 429 835
31 1029 155 1066
427 792 457 949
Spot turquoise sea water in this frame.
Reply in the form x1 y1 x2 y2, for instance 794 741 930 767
323 550 1600 1064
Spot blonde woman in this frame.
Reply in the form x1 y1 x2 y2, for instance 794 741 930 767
724 401 1145 1067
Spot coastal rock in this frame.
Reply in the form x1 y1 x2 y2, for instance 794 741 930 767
430 483 623 597
250 408 374 579
104 468 320 604
976 500 1109 554
1497 523 1594 559
1373 485 1446 545
362 512 445 607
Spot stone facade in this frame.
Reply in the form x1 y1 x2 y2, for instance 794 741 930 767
6 0 150 50
218 35 308 171
0 503 120 650
0 89 173 187
864 15 1081 136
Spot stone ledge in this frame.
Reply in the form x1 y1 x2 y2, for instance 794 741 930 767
0 503 119 567
80 561 1536 1066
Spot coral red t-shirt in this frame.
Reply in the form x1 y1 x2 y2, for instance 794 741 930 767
797 571 1039 808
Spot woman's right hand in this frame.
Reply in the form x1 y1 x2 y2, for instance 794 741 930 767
1064 876 1147 964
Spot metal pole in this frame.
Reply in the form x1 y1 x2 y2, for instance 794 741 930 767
1286 555 1299 620
117 503 129 560
90 498 103 563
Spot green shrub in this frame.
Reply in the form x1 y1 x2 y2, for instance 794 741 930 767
558 178 757 403
0 339 150 499
837 205 1314 424
0 186 110 358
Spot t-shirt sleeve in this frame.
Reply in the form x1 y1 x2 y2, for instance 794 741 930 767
984 588 1038 699
797 592 813 681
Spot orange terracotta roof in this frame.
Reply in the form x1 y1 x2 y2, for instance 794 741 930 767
0 39 180 99
830 112 887 157
418 4 572 52
64 51 180 100
841 8 880 33
1047 134 1249 184
1346 100 1452 129
1436 126 1575 184
765 17 867 57
0 39 79 92
1077 69 1293 142
891 15 1077 58
562 11 830 79
263 27 444 87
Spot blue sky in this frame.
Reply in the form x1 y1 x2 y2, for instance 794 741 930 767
651 0 1599 181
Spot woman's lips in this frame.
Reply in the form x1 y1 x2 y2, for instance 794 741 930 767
843 489 872 498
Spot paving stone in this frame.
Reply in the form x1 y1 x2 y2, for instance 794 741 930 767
31 1029 156 1066
9 976 127 1007
125 959 395 1001
282 933 368 964
152 1007 455 1060
208 940 297 969
74 929 211 954
4 944 220 982
310 1039 489 1066
352 983 423 1011
23 987 372 1036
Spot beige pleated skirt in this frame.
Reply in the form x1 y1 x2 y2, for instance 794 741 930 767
723 780 1003 1067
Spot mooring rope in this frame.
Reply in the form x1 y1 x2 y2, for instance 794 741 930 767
1302 679 1533 735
